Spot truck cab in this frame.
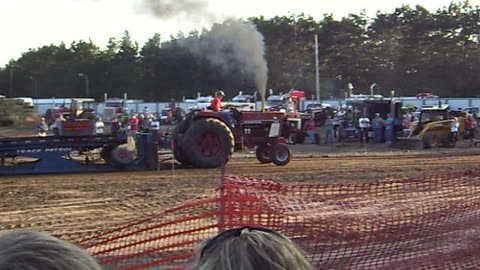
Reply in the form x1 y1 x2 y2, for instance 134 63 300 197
224 92 256 111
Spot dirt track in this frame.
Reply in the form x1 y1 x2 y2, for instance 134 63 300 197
1 139 480 242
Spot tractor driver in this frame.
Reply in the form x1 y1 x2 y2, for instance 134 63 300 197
210 90 235 128
210 90 226 112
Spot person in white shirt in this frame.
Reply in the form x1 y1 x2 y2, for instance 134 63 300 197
450 118 459 142
150 117 160 141
95 118 105 134
358 115 371 144
286 97 295 112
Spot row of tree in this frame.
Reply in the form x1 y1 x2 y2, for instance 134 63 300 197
0 1 479 101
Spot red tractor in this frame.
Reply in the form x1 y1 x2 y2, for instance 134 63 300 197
171 108 294 168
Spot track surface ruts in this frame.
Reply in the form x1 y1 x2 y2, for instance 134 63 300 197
1 147 480 241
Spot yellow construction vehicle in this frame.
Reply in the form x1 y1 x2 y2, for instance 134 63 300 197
400 106 464 148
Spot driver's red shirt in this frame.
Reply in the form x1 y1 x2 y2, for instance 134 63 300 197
210 97 224 112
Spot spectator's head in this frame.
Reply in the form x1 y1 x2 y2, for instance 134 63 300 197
0 229 102 270
193 226 312 270
375 113 380 118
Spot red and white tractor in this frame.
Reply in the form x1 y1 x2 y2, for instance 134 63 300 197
171 108 296 168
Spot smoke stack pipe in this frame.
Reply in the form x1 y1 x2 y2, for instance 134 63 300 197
370 83 376 96
348 83 354 97
261 93 265 112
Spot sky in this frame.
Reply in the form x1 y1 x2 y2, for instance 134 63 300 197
0 0 477 67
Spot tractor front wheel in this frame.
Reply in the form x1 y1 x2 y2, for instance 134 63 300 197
256 144 272 163
270 144 292 166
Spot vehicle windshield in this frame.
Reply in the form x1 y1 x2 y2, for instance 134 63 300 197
307 104 322 109
232 97 247 103
106 102 123 107
267 100 283 106
83 102 95 109
420 110 447 123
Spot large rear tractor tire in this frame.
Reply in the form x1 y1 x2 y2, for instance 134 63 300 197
182 118 234 168
171 123 191 166
423 132 440 149
270 144 292 166
256 145 272 163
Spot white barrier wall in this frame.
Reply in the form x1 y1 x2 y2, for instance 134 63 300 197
33 98 480 115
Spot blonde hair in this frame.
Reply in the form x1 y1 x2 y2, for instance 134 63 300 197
193 227 312 270
0 229 102 270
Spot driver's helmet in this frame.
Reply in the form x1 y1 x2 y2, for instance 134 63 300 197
216 90 225 97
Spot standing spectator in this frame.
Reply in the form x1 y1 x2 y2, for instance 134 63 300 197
464 113 476 139
385 113 395 145
324 115 335 144
94 117 105 135
372 113 385 143
450 117 460 143
110 116 120 134
169 98 176 109
53 114 65 136
128 115 139 147
304 117 316 144
150 117 160 141
137 114 145 132
36 117 49 137
128 115 139 132
141 116 152 132
286 97 295 112
358 114 371 144
140 116 152 133
143 106 150 115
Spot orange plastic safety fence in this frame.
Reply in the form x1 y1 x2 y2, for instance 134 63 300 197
78 170 480 270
